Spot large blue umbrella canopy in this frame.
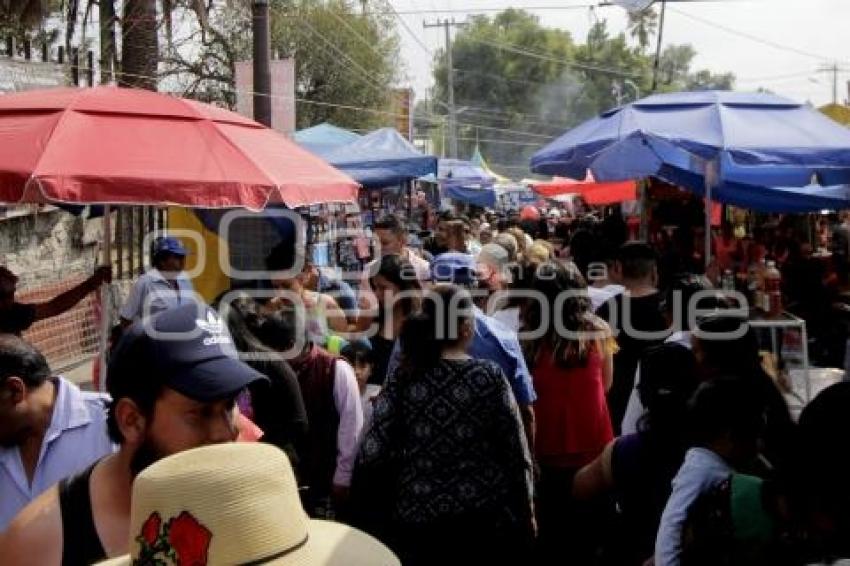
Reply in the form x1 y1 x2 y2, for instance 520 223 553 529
313 127 437 189
531 90 850 212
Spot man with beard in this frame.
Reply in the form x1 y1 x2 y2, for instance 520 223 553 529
0 303 266 566
0 335 114 531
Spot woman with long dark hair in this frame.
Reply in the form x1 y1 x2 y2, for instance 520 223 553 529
353 284 534 566
366 254 422 386
522 261 616 563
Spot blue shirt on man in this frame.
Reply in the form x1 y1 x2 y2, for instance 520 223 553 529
119 268 196 322
0 377 114 530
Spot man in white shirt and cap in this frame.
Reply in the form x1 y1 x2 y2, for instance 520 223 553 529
119 237 196 325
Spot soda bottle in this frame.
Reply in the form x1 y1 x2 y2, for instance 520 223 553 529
764 260 782 317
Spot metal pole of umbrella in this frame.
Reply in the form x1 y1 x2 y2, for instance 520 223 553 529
651 0 667 92
705 180 712 271
704 158 719 271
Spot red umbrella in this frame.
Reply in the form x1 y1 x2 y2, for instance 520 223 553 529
531 172 636 205
0 87 358 209
0 86 358 386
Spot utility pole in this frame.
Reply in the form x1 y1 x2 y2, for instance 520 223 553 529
253 0 272 126
424 19 465 159
651 0 667 92
815 63 850 105
817 62 841 105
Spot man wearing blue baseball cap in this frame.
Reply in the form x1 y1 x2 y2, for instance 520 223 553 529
1 304 267 566
119 236 196 325
388 252 538 449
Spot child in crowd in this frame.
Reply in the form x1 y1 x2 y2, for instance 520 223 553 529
341 341 379 425
655 376 769 566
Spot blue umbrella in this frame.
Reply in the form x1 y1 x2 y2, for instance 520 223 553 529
531 90 850 263
437 159 498 207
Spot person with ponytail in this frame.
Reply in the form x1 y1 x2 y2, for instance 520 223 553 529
522 261 617 563
352 284 534 566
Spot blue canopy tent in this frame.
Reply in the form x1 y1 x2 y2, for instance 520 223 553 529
293 123 361 154
531 90 850 264
438 159 498 208
312 127 437 189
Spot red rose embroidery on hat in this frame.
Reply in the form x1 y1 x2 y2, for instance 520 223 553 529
167 511 213 566
133 510 212 566
140 512 162 547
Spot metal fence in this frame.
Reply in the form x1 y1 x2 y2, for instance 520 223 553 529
18 272 101 374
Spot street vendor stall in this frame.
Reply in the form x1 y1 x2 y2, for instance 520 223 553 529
532 90 850 267
532 90 850 403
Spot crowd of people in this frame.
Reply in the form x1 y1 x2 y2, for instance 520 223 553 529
0 207 849 566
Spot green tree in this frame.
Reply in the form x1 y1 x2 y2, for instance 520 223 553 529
686 69 735 91
627 7 658 52
656 44 735 91
430 9 579 172
3 0 209 91
161 2 251 107
431 13 736 176
571 21 652 115
270 0 401 130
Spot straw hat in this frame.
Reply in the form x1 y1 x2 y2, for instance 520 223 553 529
98 443 399 566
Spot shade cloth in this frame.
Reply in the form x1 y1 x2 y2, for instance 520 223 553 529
308 127 437 189
531 173 637 205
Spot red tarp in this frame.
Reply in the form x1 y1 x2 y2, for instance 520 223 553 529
531 173 637 205
0 87 358 209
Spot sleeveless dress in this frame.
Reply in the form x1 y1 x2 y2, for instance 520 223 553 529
533 344 614 469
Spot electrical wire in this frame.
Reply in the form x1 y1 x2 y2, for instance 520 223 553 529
381 5 596 15
667 6 842 62
468 36 642 79
383 1 435 56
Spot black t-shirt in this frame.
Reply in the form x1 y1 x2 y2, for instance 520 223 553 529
247 358 309 471
0 302 37 335
369 334 396 386
597 292 669 433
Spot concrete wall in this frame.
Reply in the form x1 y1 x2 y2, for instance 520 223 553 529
0 207 103 286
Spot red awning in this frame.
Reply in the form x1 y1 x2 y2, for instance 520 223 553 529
531 173 637 205
0 87 358 209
